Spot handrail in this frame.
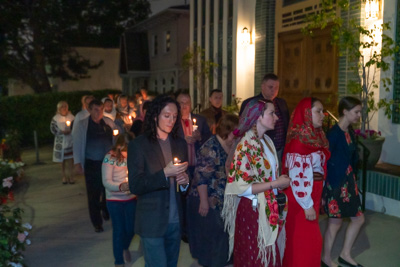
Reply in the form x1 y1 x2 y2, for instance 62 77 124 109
324 109 369 211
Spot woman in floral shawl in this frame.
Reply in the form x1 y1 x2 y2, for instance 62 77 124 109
281 97 330 267
222 99 291 267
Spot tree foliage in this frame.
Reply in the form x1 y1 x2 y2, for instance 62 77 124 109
182 43 218 109
302 0 399 133
0 0 151 94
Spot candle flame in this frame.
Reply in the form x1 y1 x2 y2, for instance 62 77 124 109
66 120 71 127
113 129 119 136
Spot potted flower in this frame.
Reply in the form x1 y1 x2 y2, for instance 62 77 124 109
303 0 400 167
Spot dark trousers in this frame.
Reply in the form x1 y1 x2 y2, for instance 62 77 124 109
107 199 136 265
140 223 181 267
181 165 195 238
84 159 108 227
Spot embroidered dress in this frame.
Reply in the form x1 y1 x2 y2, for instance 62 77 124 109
222 129 287 267
324 127 362 218
281 98 330 267
50 113 75 162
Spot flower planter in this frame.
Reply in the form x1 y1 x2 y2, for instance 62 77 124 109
359 137 385 169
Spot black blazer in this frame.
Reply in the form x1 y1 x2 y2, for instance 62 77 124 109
239 94 289 150
127 134 188 237
176 113 212 152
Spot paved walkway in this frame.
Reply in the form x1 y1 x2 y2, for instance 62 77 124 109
11 145 400 267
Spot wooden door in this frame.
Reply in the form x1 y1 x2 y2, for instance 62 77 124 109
278 27 338 114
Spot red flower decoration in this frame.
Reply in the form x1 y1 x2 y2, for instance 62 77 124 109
293 180 300 186
328 199 339 214
296 191 305 198
294 161 301 168
269 213 279 226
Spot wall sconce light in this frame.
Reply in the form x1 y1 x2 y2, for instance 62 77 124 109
241 27 251 46
365 0 381 20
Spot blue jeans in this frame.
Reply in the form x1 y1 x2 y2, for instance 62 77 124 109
107 199 136 265
140 223 181 267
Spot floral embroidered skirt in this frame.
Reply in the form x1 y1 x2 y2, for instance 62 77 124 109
324 165 363 218
234 197 281 267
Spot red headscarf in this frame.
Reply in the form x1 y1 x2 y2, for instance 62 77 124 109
282 97 330 177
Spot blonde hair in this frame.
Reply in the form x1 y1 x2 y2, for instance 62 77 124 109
56 101 69 114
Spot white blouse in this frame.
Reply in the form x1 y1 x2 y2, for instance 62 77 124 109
285 151 326 209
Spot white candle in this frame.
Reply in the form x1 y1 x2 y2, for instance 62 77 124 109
192 118 198 131
173 157 180 192
65 120 71 127
174 157 180 165
113 129 119 136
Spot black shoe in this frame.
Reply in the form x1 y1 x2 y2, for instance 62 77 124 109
321 260 329 267
181 234 188 243
101 210 110 221
338 256 363 267
94 225 104 233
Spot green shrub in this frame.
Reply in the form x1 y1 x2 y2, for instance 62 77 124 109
0 89 121 147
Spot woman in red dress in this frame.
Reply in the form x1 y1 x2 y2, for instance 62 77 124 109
282 97 330 267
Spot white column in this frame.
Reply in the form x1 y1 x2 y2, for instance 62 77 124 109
204 0 211 107
189 0 195 99
222 0 228 102
232 0 238 104
196 0 203 105
213 0 219 90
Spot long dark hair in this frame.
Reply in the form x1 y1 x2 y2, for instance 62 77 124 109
143 94 181 141
338 96 362 117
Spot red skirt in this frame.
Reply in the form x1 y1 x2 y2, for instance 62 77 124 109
234 197 282 267
282 180 323 267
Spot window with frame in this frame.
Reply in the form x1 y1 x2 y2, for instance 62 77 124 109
153 35 158 56
165 31 171 52
162 78 166 93
171 77 175 91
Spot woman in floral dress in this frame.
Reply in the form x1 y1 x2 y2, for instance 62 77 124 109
222 99 291 267
282 97 330 267
322 97 364 267
187 114 239 267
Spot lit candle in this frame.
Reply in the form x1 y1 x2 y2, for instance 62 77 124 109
65 120 71 127
192 118 198 132
128 115 132 120
174 157 180 192
113 129 119 136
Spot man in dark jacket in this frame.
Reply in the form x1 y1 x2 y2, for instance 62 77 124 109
239 73 289 161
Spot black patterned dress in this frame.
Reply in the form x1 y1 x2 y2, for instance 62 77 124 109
325 130 363 218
